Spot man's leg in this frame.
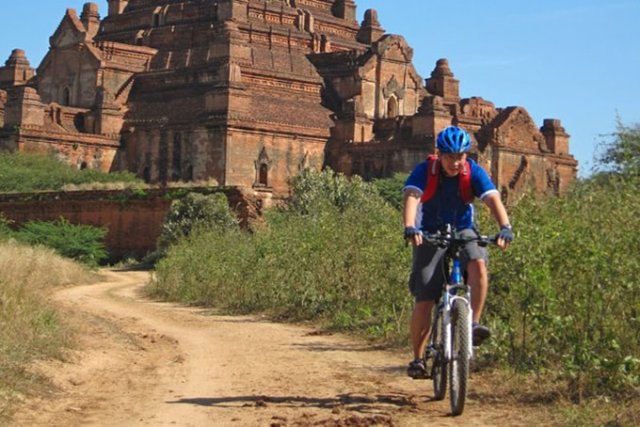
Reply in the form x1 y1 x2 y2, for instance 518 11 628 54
407 243 444 377
466 258 491 345
410 300 435 359
466 259 488 323
407 300 435 378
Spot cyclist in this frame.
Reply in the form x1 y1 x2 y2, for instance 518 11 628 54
402 126 514 379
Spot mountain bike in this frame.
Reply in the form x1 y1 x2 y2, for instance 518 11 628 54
421 225 496 416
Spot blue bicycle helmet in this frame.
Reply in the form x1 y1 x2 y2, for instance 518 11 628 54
436 126 472 153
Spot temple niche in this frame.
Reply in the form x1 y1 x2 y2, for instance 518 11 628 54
0 0 576 200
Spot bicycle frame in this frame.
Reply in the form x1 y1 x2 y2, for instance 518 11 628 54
431 258 473 364
422 226 495 412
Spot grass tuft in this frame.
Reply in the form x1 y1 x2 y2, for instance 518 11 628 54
0 240 97 420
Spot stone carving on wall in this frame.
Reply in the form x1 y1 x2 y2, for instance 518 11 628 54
383 75 405 100
340 98 357 119
298 150 309 171
508 155 529 190
374 35 413 62
547 165 560 195
254 146 272 188
224 62 242 83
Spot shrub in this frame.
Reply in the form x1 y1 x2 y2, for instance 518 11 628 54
154 192 238 258
12 218 108 267
371 173 408 210
149 163 640 402
479 176 640 400
287 167 379 214
0 151 141 193
149 169 413 339
0 215 13 239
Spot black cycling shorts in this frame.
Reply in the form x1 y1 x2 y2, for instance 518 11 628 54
408 228 489 302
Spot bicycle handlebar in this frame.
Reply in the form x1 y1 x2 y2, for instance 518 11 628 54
420 230 497 248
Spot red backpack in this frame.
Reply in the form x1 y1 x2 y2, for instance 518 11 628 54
419 155 474 204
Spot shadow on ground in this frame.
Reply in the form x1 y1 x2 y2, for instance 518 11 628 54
167 393 417 413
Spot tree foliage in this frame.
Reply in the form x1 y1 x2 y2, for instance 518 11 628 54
154 192 238 257
595 118 640 177
286 168 379 214
371 173 408 210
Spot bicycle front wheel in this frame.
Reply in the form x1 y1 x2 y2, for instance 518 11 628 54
431 310 447 401
449 298 470 416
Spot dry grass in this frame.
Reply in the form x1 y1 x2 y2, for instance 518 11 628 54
61 181 146 192
556 397 640 427
0 240 98 288
0 240 99 420
470 368 640 426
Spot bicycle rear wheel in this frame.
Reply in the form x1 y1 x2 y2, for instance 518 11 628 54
430 309 447 401
449 298 470 416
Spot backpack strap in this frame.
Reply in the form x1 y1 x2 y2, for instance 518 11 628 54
420 155 474 204
420 155 440 203
459 160 474 204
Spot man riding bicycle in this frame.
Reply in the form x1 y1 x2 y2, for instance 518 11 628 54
402 126 514 379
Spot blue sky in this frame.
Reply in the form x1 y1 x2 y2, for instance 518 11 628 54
1 1 638 177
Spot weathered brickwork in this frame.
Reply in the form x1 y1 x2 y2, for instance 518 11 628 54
0 0 577 202
0 186 258 257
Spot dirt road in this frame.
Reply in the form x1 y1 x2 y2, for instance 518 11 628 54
11 270 542 426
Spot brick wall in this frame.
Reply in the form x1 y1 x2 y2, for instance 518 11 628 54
0 186 257 258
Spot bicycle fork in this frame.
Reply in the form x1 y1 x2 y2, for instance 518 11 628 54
441 293 467 361
443 267 474 361
445 294 473 361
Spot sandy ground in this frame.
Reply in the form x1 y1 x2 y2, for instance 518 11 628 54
10 270 548 426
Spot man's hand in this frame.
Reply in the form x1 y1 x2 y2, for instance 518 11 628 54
496 225 513 249
404 226 423 246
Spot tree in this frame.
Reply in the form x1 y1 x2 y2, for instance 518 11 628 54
155 192 238 256
596 118 640 176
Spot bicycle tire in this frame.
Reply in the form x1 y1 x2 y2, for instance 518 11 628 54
430 309 447 401
449 298 470 416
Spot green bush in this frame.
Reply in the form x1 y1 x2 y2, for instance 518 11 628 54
153 192 238 259
12 218 108 267
0 215 13 239
149 169 413 339
0 151 141 193
595 118 640 177
149 163 640 401
287 168 380 214
480 176 640 400
371 173 408 210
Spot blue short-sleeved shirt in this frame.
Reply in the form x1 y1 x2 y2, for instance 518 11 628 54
403 158 499 233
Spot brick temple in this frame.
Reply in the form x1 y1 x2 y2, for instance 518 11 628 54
0 0 577 201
